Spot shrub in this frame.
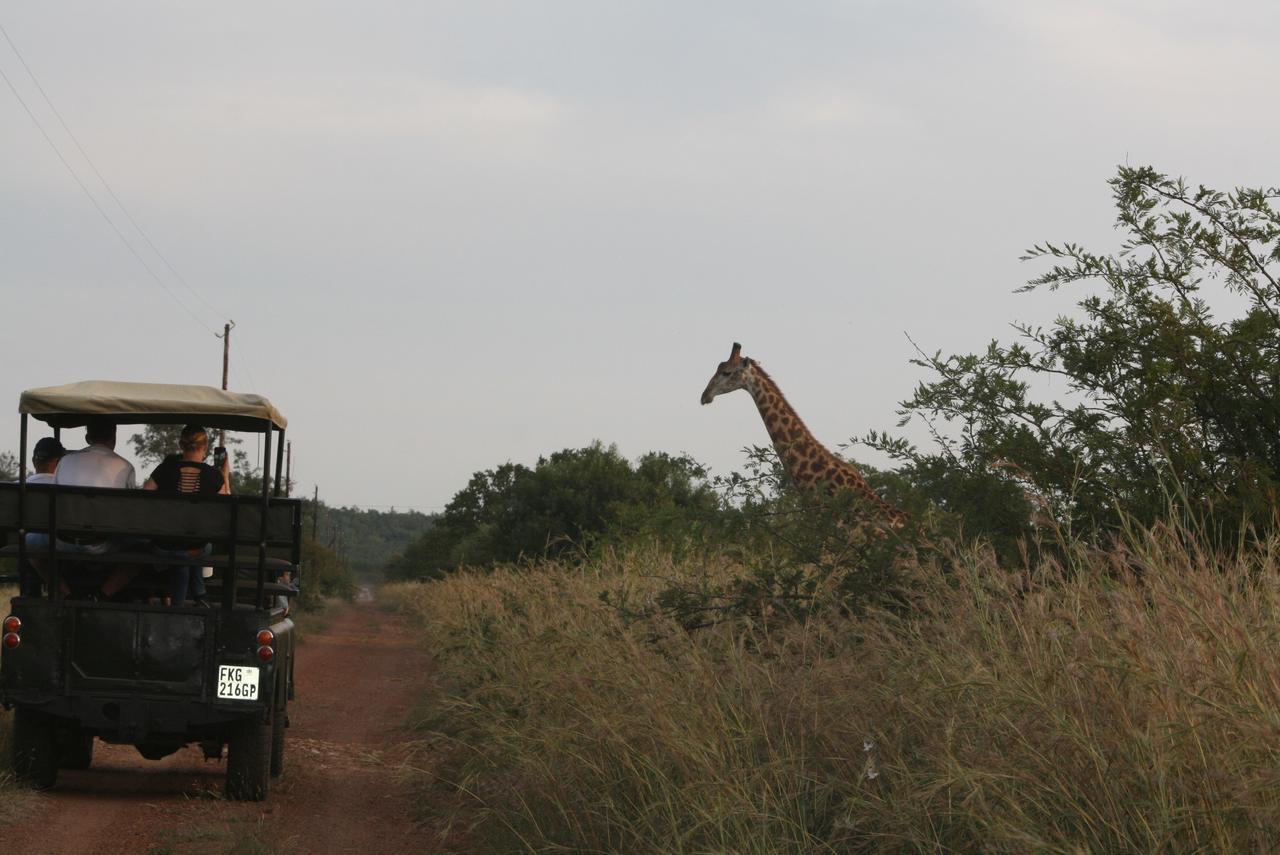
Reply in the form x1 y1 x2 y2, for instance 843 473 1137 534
297 537 354 609
880 166 1280 541
385 443 721 580
389 525 1280 853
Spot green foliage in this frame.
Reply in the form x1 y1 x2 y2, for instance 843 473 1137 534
861 430 1040 563
386 443 721 580
312 504 434 579
880 166 1280 540
128 424 182 469
608 444 917 630
0 452 16 482
297 536 355 609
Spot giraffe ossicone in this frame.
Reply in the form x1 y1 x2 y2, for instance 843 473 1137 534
701 341 909 530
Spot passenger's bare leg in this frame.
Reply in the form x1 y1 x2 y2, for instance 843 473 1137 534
101 566 140 598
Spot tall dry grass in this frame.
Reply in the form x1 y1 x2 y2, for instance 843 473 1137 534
387 529 1280 853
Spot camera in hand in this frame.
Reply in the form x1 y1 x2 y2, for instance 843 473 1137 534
214 446 227 468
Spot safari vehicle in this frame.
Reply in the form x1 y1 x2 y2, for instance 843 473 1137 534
0 381 302 800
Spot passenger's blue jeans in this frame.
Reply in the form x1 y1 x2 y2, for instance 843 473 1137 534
155 544 211 605
22 533 115 595
25 533 113 555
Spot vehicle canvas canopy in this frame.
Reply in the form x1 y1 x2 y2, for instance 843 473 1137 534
16 380 289 495
20 380 287 432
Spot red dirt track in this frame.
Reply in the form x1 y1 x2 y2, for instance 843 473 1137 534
1 599 436 854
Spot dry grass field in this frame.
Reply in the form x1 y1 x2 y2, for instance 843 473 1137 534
385 529 1280 853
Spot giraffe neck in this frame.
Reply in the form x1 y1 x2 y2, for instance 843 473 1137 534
744 363 907 523
743 365 823 473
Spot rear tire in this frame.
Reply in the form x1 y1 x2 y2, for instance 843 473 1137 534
270 702 286 778
225 712 272 801
11 708 58 789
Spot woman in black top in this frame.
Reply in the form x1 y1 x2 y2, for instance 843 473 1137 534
144 425 231 605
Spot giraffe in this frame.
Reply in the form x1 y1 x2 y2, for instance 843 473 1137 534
700 342 910 531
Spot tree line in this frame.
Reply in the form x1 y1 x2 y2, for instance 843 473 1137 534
384 445 719 580
387 166 1280 583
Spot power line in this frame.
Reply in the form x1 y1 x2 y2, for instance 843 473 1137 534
4 23 270 429
232 336 259 393
0 22 226 323
0 55 216 335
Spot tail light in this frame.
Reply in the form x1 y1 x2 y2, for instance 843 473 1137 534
257 628 275 662
2 615 18 650
2 615 19 634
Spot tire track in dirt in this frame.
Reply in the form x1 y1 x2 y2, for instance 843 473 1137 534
1 600 436 854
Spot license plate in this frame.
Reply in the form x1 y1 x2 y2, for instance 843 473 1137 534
217 665 260 700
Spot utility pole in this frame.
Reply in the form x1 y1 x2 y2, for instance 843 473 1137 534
285 442 292 497
312 484 319 540
216 321 235 449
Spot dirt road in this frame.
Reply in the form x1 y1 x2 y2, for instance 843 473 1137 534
1 600 436 854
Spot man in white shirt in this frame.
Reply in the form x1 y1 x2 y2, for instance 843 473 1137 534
55 419 137 490
25 436 66 485
43 419 140 599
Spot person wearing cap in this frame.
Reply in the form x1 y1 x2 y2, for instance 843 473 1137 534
144 425 229 606
26 436 66 484
20 437 67 595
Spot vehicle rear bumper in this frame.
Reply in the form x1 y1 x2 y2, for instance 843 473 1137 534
6 690 268 742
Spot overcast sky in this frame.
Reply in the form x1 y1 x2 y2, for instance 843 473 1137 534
3 1 1278 512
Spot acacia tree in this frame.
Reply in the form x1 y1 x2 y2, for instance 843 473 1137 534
872 166 1280 539
0 452 17 481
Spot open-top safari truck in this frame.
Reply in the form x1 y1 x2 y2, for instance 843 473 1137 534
0 381 302 800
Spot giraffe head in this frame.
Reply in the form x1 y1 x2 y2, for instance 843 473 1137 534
700 342 755 405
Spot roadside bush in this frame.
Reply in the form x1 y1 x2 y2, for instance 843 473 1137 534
877 166 1280 542
610 445 921 630
297 537 354 609
385 443 722 580
390 524 1280 853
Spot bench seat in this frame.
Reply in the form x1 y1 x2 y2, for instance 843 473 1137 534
0 482 304 607
0 545 298 597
